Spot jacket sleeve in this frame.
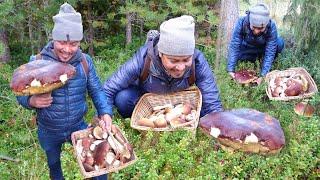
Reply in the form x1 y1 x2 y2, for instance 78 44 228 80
227 18 243 72
86 55 113 116
195 51 224 117
261 21 278 76
16 55 36 110
103 45 147 105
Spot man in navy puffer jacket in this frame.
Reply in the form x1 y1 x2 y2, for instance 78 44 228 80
103 15 223 118
227 3 284 84
16 3 112 180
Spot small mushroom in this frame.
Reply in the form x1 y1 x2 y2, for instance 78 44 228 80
84 155 94 166
83 163 95 172
82 137 92 151
93 141 110 168
153 115 168 128
93 126 104 139
284 79 303 96
182 102 193 115
294 102 315 117
137 118 155 128
76 139 83 155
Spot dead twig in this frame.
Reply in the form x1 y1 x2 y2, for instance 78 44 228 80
0 154 20 162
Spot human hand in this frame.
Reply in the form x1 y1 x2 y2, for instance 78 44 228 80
98 114 112 132
228 72 235 79
29 93 52 108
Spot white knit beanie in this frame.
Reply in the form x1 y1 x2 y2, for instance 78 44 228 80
158 15 195 56
249 3 270 29
52 3 83 41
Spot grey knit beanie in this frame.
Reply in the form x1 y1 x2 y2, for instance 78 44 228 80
249 3 270 29
158 15 195 56
52 3 83 41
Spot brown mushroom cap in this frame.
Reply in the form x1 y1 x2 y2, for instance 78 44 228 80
284 79 303 96
93 141 110 167
294 102 315 117
234 70 258 84
199 109 285 154
10 60 76 95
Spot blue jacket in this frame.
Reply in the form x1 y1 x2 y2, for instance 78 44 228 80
103 36 223 117
17 41 113 132
227 15 278 76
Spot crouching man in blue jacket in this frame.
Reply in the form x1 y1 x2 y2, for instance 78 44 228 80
227 3 285 84
103 15 223 118
16 3 112 180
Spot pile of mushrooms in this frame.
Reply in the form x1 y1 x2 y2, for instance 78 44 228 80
75 125 134 172
269 73 309 97
136 102 197 128
234 70 258 84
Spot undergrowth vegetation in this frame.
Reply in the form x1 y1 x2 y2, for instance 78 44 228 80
0 36 319 179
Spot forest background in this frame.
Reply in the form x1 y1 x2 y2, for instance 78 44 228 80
0 0 319 179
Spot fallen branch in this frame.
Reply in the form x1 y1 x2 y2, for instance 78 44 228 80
0 154 20 162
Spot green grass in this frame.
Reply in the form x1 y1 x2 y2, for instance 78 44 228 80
0 38 319 179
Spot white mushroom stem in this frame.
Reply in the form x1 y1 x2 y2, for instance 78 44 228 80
244 133 259 143
59 74 68 84
30 79 41 87
210 127 221 138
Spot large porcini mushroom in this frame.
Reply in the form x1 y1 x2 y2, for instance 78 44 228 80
234 70 258 84
199 109 285 154
10 60 76 95
294 102 315 117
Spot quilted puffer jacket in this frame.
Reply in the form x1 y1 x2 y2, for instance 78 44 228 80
227 15 278 76
103 35 223 117
17 41 112 132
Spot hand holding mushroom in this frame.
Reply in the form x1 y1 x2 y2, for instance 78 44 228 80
98 114 113 132
29 93 53 108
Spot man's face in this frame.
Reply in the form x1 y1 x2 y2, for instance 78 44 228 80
53 40 80 62
160 53 193 78
252 26 266 35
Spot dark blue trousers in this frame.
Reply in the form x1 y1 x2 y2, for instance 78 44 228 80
37 121 107 180
239 37 285 62
114 85 145 118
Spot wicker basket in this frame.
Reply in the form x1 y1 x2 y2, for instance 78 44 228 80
71 126 137 178
265 67 318 101
130 86 202 134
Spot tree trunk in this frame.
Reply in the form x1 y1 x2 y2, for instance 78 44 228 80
126 12 132 45
140 19 144 44
0 29 11 63
87 1 94 56
27 0 34 55
215 0 239 70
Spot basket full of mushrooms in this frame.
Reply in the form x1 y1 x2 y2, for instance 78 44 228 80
71 124 137 178
131 86 202 134
265 67 318 101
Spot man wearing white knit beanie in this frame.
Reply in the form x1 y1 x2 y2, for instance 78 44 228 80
227 3 285 84
104 15 223 119
17 3 112 180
